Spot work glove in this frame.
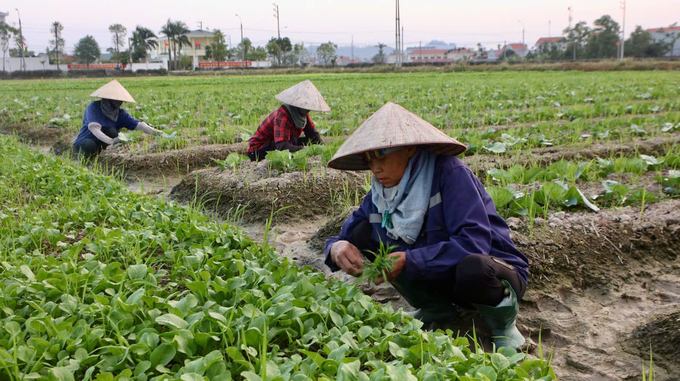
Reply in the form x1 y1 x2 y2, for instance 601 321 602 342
111 137 121 146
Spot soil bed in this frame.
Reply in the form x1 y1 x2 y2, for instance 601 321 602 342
465 133 679 177
169 158 367 224
0 123 67 146
298 199 680 380
49 134 246 178
627 311 680 376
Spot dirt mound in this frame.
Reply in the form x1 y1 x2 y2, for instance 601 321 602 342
308 209 353 251
99 143 246 178
169 159 367 224
627 311 680 376
465 134 680 176
0 124 67 145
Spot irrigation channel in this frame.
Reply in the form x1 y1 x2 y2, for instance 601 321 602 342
2 71 679 380
12 127 674 380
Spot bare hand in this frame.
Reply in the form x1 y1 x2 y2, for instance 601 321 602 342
375 252 406 285
330 240 364 276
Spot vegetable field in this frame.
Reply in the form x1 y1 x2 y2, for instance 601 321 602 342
1 70 680 380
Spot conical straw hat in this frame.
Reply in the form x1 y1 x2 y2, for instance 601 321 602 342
275 80 330 112
89 80 136 103
328 102 467 170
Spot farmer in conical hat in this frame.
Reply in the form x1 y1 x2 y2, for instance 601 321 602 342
247 80 330 161
324 102 529 349
73 80 164 157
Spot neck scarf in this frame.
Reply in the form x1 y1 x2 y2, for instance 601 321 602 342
100 99 120 122
371 149 436 245
283 104 309 129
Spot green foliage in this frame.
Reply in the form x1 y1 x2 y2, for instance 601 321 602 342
355 241 398 285
265 149 293 170
73 35 101 67
210 30 228 62
214 152 249 170
317 41 338 66
0 136 556 380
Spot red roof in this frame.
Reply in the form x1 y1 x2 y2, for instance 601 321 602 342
408 49 449 55
506 43 527 50
535 37 565 45
647 26 680 33
411 58 454 63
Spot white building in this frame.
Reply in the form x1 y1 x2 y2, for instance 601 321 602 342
534 37 568 52
0 11 8 24
647 26 680 57
149 29 216 61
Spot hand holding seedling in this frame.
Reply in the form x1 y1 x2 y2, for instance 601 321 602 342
374 251 406 285
330 240 364 276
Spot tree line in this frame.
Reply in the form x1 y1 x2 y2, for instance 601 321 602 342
529 16 678 61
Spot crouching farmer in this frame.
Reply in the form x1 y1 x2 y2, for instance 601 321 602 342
73 80 163 158
247 80 330 161
324 102 529 349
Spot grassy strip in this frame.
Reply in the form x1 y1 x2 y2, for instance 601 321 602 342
0 136 556 380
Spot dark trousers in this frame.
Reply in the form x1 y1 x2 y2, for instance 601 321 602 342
351 220 526 308
74 127 118 158
247 137 316 162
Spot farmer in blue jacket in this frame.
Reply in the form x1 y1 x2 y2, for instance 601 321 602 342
324 102 529 349
73 80 164 157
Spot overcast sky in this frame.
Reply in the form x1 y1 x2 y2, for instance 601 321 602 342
6 0 679 54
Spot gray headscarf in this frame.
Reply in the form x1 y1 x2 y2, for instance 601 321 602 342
371 149 437 245
283 104 309 129
100 99 121 122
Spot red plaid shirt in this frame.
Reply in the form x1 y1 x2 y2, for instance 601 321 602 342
248 106 315 152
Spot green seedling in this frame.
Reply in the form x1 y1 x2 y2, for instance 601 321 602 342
355 240 398 285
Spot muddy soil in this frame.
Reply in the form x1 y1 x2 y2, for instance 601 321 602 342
169 158 367 224
277 199 680 381
627 311 680 375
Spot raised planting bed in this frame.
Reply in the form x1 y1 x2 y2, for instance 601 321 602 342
170 157 368 224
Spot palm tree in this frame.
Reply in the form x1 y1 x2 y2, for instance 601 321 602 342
131 26 158 63
172 21 190 68
160 19 176 69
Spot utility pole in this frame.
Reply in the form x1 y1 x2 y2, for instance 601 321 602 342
128 37 132 71
402 26 404 63
517 19 525 45
15 8 25 71
197 21 203 31
395 0 401 67
419 41 422 62
549 20 551 37
351 35 354 61
619 0 626 60
273 4 280 39
568 7 573 29
236 14 244 67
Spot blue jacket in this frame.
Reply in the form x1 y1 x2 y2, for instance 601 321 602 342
73 101 139 146
324 155 529 284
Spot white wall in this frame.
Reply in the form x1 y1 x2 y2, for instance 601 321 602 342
650 31 680 57
1 56 167 73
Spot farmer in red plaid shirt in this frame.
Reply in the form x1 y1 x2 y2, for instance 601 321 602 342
248 80 331 161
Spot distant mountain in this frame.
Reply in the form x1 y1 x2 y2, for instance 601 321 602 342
307 44 396 61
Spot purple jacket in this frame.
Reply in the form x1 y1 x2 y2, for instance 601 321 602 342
324 155 529 284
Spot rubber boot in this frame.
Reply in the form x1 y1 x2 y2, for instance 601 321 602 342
390 272 458 323
473 280 525 349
